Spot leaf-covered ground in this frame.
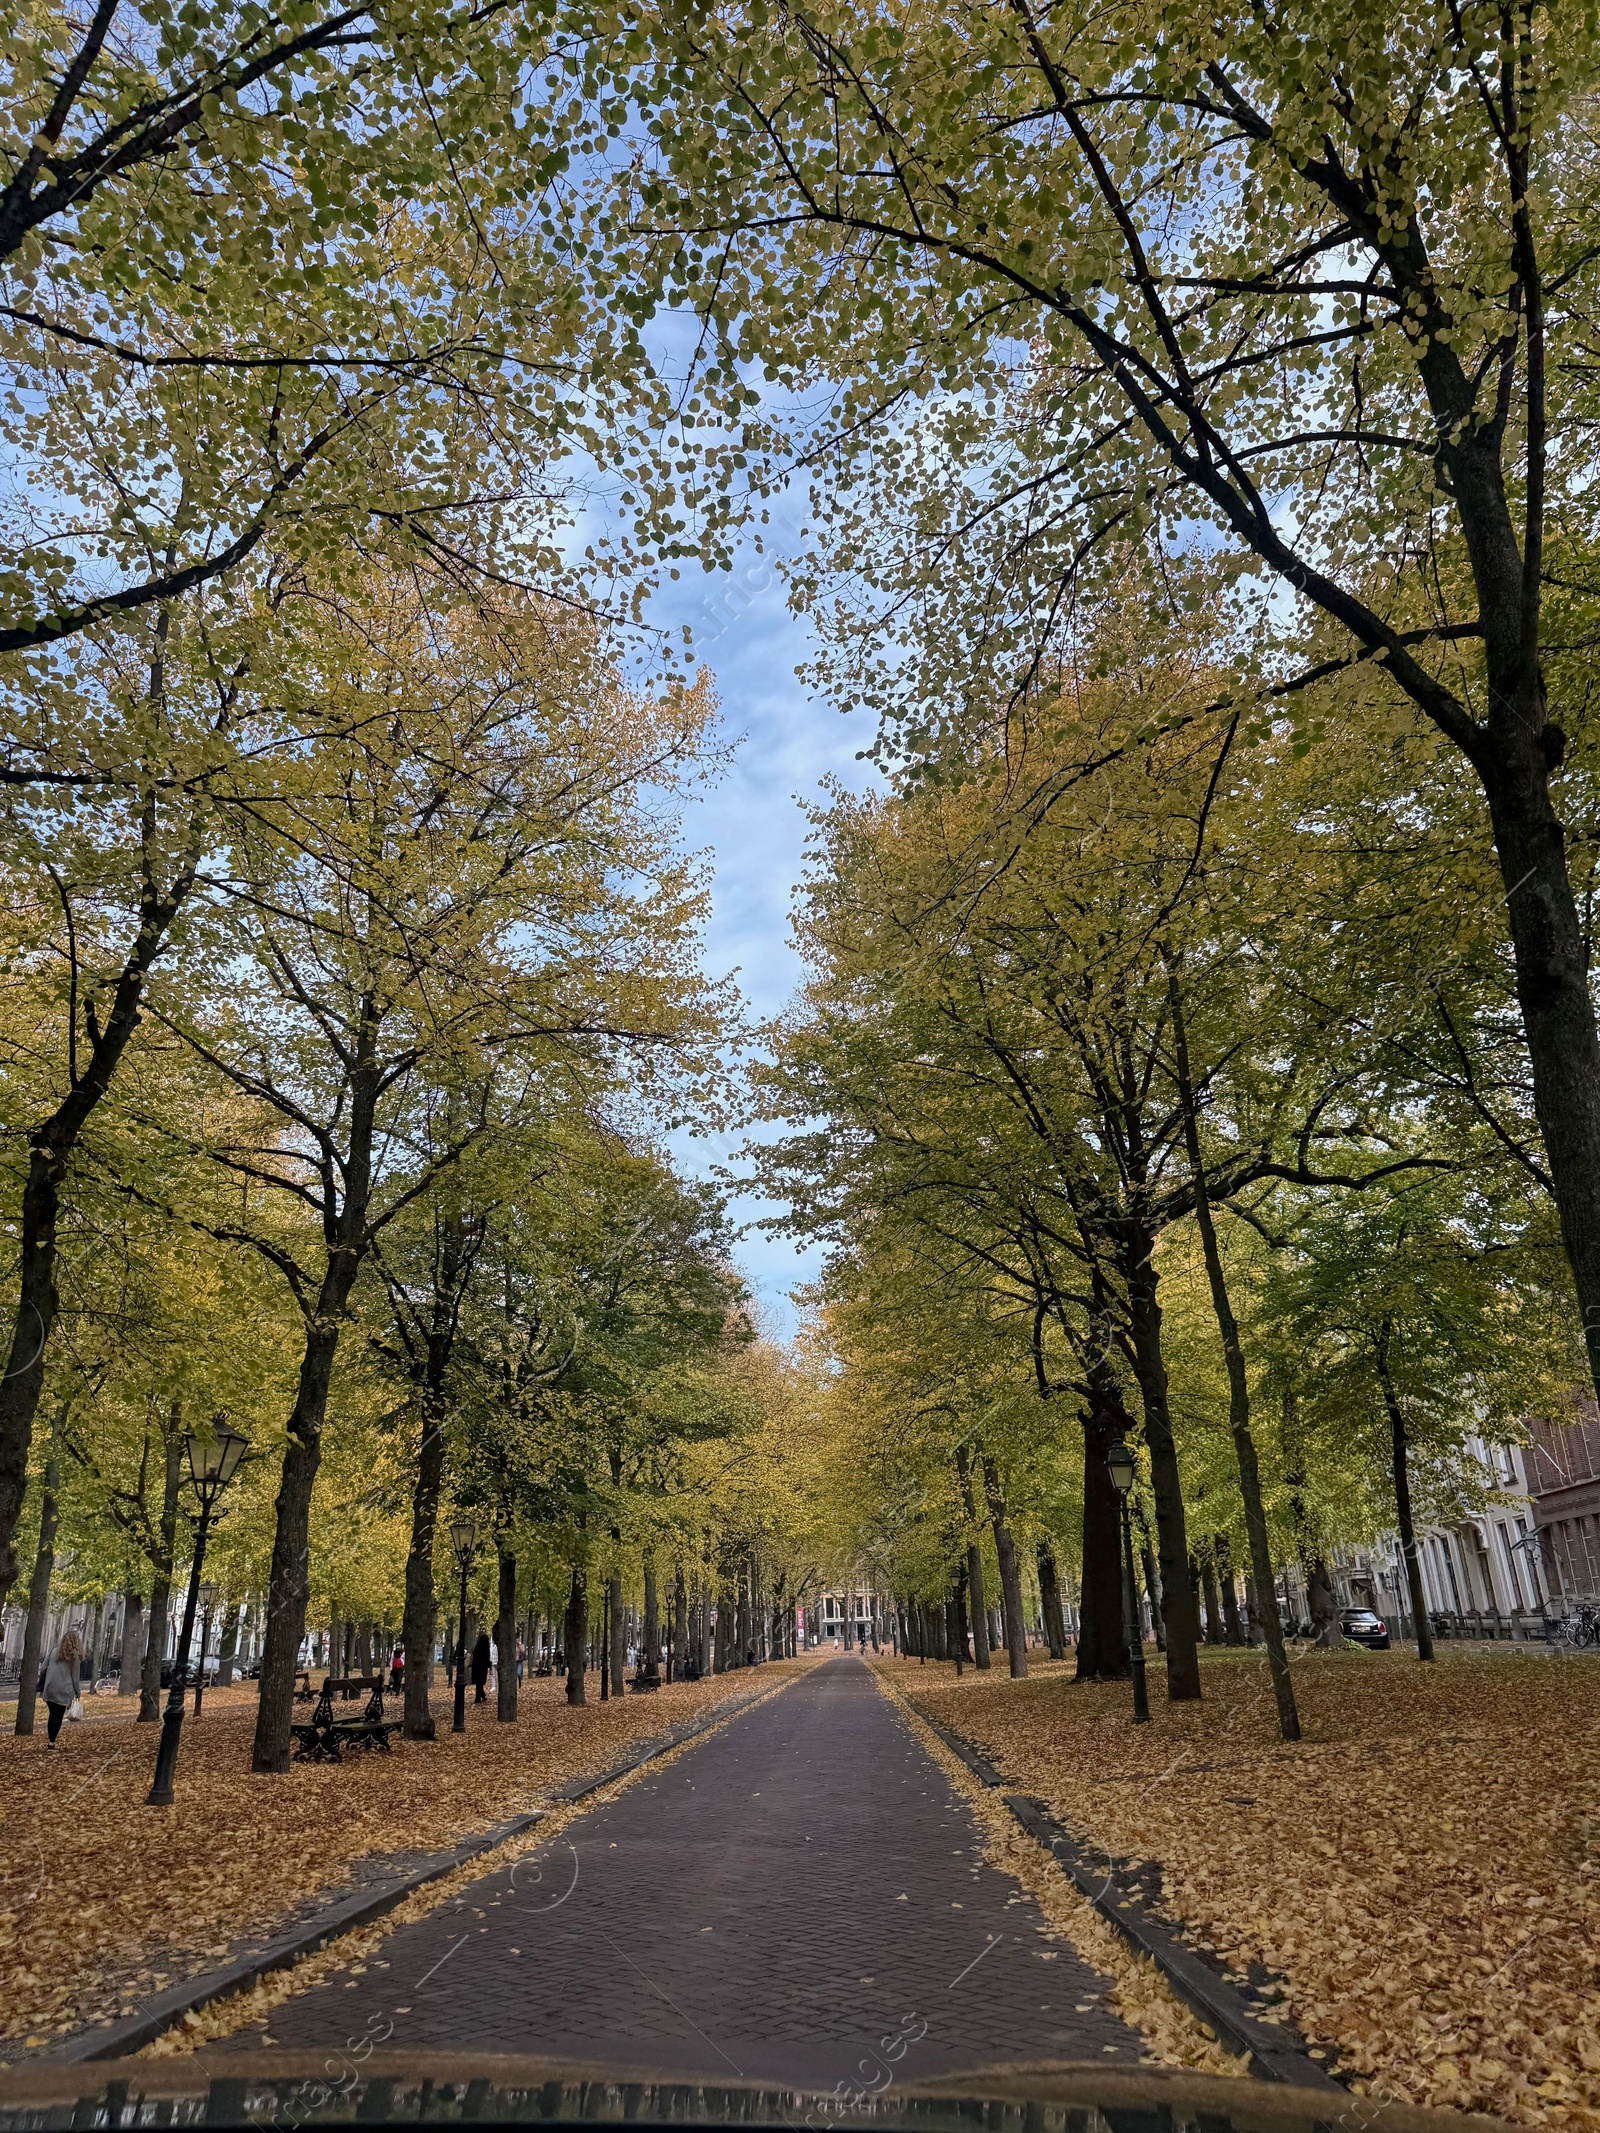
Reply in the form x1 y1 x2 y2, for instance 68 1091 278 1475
0 1663 810 2056
883 1647 1600 2128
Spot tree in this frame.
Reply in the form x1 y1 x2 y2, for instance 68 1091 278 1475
1265 1175 1574 1657
150 573 725 1769
0 0 670 654
619 0 1600 1404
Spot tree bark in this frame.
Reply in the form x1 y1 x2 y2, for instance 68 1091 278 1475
1135 1509 1166 1650
402 1402 446 1743
640 1554 661 1685
217 1602 241 1686
141 1427 182 1722
952 1562 972 1665
118 1587 143 1695
981 1454 1028 1677
607 1570 625 1693
564 1563 588 1704
1377 1332 1434 1662
1216 1539 1245 1644
1199 1554 1223 1646
252 1315 345 1772
1123 1232 1202 1698
1478 710 1600 1404
496 1537 517 1722
1167 965 1300 1737
1036 1539 1067 1659
954 1446 991 1668
1076 1388 1129 1680
13 1429 60 1736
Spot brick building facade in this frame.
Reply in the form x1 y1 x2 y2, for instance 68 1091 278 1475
1524 1402 1600 1601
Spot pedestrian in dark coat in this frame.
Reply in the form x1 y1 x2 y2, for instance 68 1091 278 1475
40 1629 83 1746
470 1630 491 1703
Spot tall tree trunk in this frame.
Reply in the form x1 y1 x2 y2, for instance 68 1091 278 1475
252 1316 344 1773
981 1454 1028 1678
1123 1233 1202 1698
496 1537 517 1722
218 1602 241 1686
1377 1332 1434 1662
954 1446 991 1668
1167 966 1299 1738
118 1587 143 1695
402 1402 447 1740
0 707 201 1604
640 1554 660 1685
1135 1506 1166 1649
13 1426 60 1736
141 1426 182 1723
564 1564 587 1704
607 1570 624 1693
1199 1554 1223 1645
1076 1386 1129 1680
1036 1540 1067 1659
1306 1555 1340 1646
672 1571 687 1681
952 1561 972 1664
1480 723 1600 1408
251 1011 380 1774
1217 1539 1245 1644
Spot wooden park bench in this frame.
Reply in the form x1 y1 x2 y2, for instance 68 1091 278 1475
292 1668 315 1703
290 1674 401 1763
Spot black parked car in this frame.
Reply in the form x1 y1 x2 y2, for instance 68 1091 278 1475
1340 1606 1391 1650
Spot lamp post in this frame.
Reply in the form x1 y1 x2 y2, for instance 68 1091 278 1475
1105 1436 1150 1725
192 1582 218 1716
450 1517 476 1735
148 1423 250 1805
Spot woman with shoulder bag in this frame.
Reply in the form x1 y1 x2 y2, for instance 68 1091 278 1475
39 1629 83 1746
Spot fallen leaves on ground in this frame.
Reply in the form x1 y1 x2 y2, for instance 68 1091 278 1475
871 1665 1238 2079
0 1662 813 2056
880 1648 1600 2129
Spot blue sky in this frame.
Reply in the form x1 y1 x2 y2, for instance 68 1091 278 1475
647 527 879 1341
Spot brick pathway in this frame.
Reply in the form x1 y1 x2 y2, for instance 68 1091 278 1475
241 1657 1143 2087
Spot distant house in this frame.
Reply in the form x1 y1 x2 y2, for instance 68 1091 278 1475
1327 1432 1552 1638
1523 1402 1600 1603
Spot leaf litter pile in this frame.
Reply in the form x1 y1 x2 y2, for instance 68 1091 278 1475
0 1663 810 2057
886 1647 1600 2128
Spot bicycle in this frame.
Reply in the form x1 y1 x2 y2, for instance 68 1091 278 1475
1562 1604 1600 1649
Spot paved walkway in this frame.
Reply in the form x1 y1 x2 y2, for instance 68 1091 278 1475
240 1657 1142 2087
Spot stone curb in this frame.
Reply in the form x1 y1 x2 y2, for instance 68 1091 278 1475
918 1716 1339 2091
50 1669 793 2066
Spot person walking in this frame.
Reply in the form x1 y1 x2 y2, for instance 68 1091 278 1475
470 1630 491 1705
39 1629 82 1747
389 1645 404 1695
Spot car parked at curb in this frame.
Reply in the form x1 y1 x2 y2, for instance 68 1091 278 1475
1340 1607 1391 1650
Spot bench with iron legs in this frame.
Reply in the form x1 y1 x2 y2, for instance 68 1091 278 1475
290 1674 402 1763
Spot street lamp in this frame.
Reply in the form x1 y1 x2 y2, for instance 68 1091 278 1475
148 1422 250 1805
450 1517 476 1735
1105 1436 1150 1725
193 1582 218 1716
